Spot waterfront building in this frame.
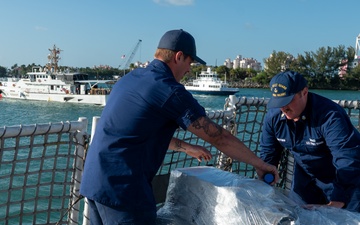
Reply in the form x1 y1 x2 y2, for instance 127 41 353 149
134 60 150 68
353 33 360 68
224 55 262 71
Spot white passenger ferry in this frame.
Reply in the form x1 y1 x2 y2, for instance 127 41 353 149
184 67 239 95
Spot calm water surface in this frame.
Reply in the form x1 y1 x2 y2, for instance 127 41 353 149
0 88 359 128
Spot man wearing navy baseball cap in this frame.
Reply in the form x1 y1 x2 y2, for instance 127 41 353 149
260 70 360 212
267 71 308 109
80 29 279 224
157 29 206 65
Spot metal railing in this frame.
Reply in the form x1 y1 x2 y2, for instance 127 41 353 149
1 96 359 224
0 118 88 225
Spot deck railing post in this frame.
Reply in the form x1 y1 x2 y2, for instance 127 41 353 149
82 116 100 225
68 117 88 225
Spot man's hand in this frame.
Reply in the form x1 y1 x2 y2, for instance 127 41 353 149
186 145 212 162
327 201 345 208
169 138 212 162
255 162 280 185
304 201 345 209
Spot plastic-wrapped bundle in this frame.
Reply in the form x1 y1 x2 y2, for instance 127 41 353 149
156 166 360 225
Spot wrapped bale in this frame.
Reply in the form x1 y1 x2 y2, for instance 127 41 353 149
157 166 360 225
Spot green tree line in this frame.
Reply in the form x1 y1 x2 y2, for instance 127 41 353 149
251 45 360 90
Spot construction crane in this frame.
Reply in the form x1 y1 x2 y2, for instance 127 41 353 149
119 39 142 70
355 34 360 59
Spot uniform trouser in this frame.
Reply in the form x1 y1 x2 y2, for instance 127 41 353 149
87 199 157 225
291 163 360 212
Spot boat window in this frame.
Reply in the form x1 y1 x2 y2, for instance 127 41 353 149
73 74 89 81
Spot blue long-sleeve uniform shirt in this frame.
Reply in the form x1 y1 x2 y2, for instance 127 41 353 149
260 92 360 212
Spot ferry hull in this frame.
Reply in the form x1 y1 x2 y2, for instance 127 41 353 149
187 90 238 96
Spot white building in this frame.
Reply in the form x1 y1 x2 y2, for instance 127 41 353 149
224 55 262 71
353 34 360 68
134 61 150 68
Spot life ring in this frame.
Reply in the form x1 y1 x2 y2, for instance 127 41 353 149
38 79 41 82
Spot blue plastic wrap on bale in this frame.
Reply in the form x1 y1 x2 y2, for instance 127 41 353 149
156 166 360 225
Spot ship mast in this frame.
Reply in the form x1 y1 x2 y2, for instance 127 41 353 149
46 45 62 73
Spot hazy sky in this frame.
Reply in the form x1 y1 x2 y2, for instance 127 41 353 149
1 0 359 69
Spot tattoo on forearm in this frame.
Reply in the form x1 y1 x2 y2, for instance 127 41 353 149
192 117 222 137
175 139 186 151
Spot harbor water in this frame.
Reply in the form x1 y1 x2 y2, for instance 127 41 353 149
1 87 359 224
1 88 359 128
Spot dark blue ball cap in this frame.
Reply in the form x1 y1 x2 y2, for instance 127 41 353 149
267 71 308 109
158 29 206 65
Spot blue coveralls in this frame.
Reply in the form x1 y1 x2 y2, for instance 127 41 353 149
260 92 360 212
80 59 206 222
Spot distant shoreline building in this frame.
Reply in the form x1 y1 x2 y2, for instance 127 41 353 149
134 61 150 68
224 55 262 71
353 33 360 68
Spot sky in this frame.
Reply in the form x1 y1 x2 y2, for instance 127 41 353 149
0 0 359 69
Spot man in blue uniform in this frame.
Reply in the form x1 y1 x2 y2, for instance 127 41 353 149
260 70 360 212
80 29 279 224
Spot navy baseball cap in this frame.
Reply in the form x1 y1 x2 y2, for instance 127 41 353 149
267 71 308 108
158 29 206 65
